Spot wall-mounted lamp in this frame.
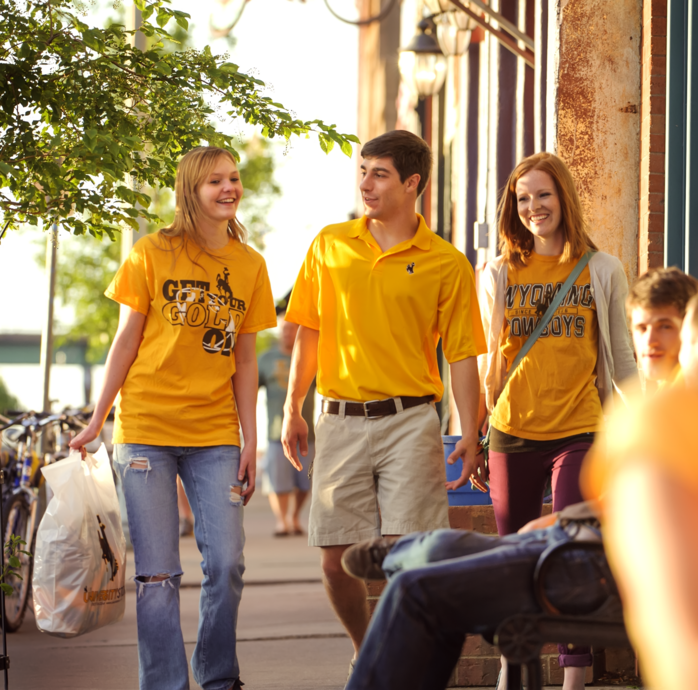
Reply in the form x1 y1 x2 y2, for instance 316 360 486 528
420 1 479 58
434 11 477 57
398 19 448 99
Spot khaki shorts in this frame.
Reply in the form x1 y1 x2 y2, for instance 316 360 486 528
308 401 450 547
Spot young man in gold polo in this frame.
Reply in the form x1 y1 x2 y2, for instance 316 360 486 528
281 130 487 679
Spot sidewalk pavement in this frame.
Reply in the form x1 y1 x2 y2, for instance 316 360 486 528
6 495 638 689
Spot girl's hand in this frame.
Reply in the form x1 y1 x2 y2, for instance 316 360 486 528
69 422 102 459
238 444 256 506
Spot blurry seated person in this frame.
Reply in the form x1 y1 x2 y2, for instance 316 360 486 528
342 501 618 690
580 293 698 690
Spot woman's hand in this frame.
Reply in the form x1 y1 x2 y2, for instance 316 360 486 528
231 332 259 506
238 443 256 506
69 420 102 458
445 434 488 492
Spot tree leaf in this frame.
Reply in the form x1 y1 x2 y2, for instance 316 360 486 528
173 12 189 30
340 139 353 158
154 60 172 76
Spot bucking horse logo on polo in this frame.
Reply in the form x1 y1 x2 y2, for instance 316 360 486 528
160 274 246 357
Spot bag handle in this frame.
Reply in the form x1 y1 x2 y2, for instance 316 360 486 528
503 250 595 386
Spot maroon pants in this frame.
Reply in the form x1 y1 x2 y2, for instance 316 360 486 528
488 441 594 668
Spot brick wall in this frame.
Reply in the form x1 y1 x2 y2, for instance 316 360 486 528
638 0 667 274
366 505 634 687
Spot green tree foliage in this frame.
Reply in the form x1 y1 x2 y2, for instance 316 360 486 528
53 233 121 363
235 137 282 248
0 0 359 241
0 377 20 414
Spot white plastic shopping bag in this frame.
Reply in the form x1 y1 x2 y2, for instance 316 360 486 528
32 445 127 637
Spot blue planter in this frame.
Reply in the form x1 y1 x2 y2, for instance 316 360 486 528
443 435 492 506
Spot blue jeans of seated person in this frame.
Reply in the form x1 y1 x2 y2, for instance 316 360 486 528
114 444 245 690
346 526 615 690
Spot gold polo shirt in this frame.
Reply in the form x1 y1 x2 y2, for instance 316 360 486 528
286 214 486 402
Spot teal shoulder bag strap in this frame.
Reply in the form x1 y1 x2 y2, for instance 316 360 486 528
480 250 596 461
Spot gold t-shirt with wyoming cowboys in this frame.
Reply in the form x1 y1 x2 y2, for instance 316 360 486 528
490 252 602 441
106 233 277 447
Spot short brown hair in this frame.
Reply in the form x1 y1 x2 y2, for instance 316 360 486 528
627 267 698 315
361 130 432 197
497 152 598 268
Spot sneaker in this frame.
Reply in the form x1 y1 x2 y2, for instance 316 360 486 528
341 536 400 580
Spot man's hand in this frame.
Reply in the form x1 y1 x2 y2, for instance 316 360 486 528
282 324 318 471
444 434 488 492
238 444 257 506
281 411 308 472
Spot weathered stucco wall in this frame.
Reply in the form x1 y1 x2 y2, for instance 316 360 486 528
553 0 642 283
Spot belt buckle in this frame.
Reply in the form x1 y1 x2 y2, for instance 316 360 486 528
363 399 384 418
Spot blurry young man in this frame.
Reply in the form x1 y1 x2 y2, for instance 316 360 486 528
281 130 486 678
580 293 698 689
627 267 698 388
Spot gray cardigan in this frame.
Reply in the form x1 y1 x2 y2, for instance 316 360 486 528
478 251 639 414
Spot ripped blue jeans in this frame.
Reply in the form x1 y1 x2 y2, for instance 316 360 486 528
114 444 245 690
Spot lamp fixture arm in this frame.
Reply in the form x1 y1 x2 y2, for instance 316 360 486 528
461 0 534 50
448 0 534 67
324 0 401 26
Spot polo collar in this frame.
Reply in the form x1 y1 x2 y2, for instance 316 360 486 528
349 214 434 251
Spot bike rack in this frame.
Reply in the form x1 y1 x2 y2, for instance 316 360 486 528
0 469 10 689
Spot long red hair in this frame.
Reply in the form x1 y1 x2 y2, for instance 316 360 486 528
497 152 598 268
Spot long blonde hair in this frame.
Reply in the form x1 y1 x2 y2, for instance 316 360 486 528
161 146 248 247
497 152 597 268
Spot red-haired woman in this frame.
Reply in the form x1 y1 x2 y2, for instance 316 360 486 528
476 152 638 689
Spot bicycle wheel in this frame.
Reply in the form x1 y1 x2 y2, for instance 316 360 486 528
1 493 34 632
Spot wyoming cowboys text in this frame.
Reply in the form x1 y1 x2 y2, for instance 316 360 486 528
505 281 594 338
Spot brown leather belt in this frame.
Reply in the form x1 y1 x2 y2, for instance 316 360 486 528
321 395 433 419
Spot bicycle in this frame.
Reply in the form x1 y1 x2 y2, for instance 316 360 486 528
0 411 86 632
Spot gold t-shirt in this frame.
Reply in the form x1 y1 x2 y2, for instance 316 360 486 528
286 215 486 402
491 252 602 441
106 234 277 447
